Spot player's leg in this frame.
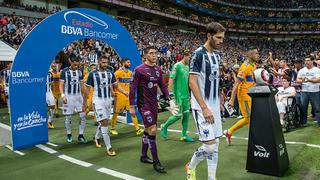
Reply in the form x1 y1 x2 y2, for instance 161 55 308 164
160 98 182 140
206 139 219 180
94 121 102 148
181 98 193 142
47 92 55 129
128 101 144 135
75 95 87 144
224 98 251 145
62 96 73 143
187 109 218 179
110 97 120 135
95 100 115 156
52 92 60 117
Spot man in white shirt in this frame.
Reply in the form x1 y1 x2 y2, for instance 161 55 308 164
276 77 296 126
296 55 320 125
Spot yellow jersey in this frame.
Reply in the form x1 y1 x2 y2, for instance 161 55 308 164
114 68 131 99
51 71 61 93
237 60 256 99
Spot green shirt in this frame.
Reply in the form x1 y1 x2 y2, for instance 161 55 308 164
170 62 189 100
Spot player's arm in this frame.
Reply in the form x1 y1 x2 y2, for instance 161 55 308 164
228 79 240 107
168 64 178 96
158 69 169 100
59 71 67 104
129 69 141 115
229 64 247 107
111 72 117 97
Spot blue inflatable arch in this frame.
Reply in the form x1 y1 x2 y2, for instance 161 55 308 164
9 8 141 150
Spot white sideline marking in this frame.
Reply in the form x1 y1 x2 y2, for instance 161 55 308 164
0 122 11 130
36 144 57 154
97 167 144 180
36 144 144 180
58 154 93 167
5 145 25 156
46 142 58 147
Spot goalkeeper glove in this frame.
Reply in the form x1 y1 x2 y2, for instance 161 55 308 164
166 99 179 116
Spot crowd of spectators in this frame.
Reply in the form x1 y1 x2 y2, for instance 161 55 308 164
1 0 62 14
218 0 320 9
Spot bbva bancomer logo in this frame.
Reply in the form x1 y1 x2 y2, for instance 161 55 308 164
11 71 45 84
61 10 118 40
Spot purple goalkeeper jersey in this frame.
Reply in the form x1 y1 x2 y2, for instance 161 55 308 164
130 63 169 110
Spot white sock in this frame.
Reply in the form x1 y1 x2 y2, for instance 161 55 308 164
95 123 101 140
79 112 86 135
65 115 72 134
207 141 219 180
101 126 112 149
48 109 54 123
189 144 214 169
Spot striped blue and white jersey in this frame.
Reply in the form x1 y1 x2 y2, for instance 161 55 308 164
60 67 84 95
46 71 53 93
86 70 116 99
189 46 221 111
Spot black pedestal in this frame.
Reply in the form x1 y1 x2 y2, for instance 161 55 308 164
246 85 289 176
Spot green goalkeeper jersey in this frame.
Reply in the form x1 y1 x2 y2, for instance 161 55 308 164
170 61 189 100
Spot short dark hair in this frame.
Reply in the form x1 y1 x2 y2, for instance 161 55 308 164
143 46 157 55
121 57 130 64
305 54 315 61
183 49 191 57
294 59 303 64
98 55 108 62
69 53 80 62
206 22 226 35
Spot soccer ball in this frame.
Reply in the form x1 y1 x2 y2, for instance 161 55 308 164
253 68 269 85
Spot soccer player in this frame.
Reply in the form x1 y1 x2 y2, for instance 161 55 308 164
85 55 117 156
0 62 11 113
46 71 55 129
51 62 61 117
110 57 144 136
160 50 194 142
83 64 97 117
129 46 172 173
59 54 87 144
224 47 259 145
186 22 225 180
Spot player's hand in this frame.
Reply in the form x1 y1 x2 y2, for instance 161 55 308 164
202 107 214 124
62 96 67 104
228 99 234 108
166 99 179 116
129 106 136 116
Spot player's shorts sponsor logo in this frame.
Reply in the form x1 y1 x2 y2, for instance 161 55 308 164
254 145 270 158
13 111 46 131
11 71 45 84
61 10 118 39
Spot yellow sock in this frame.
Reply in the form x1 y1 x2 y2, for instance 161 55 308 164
111 113 118 129
131 114 139 130
228 117 250 135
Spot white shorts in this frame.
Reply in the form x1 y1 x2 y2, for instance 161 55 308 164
62 94 83 115
192 109 222 141
93 98 112 122
46 92 55 107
